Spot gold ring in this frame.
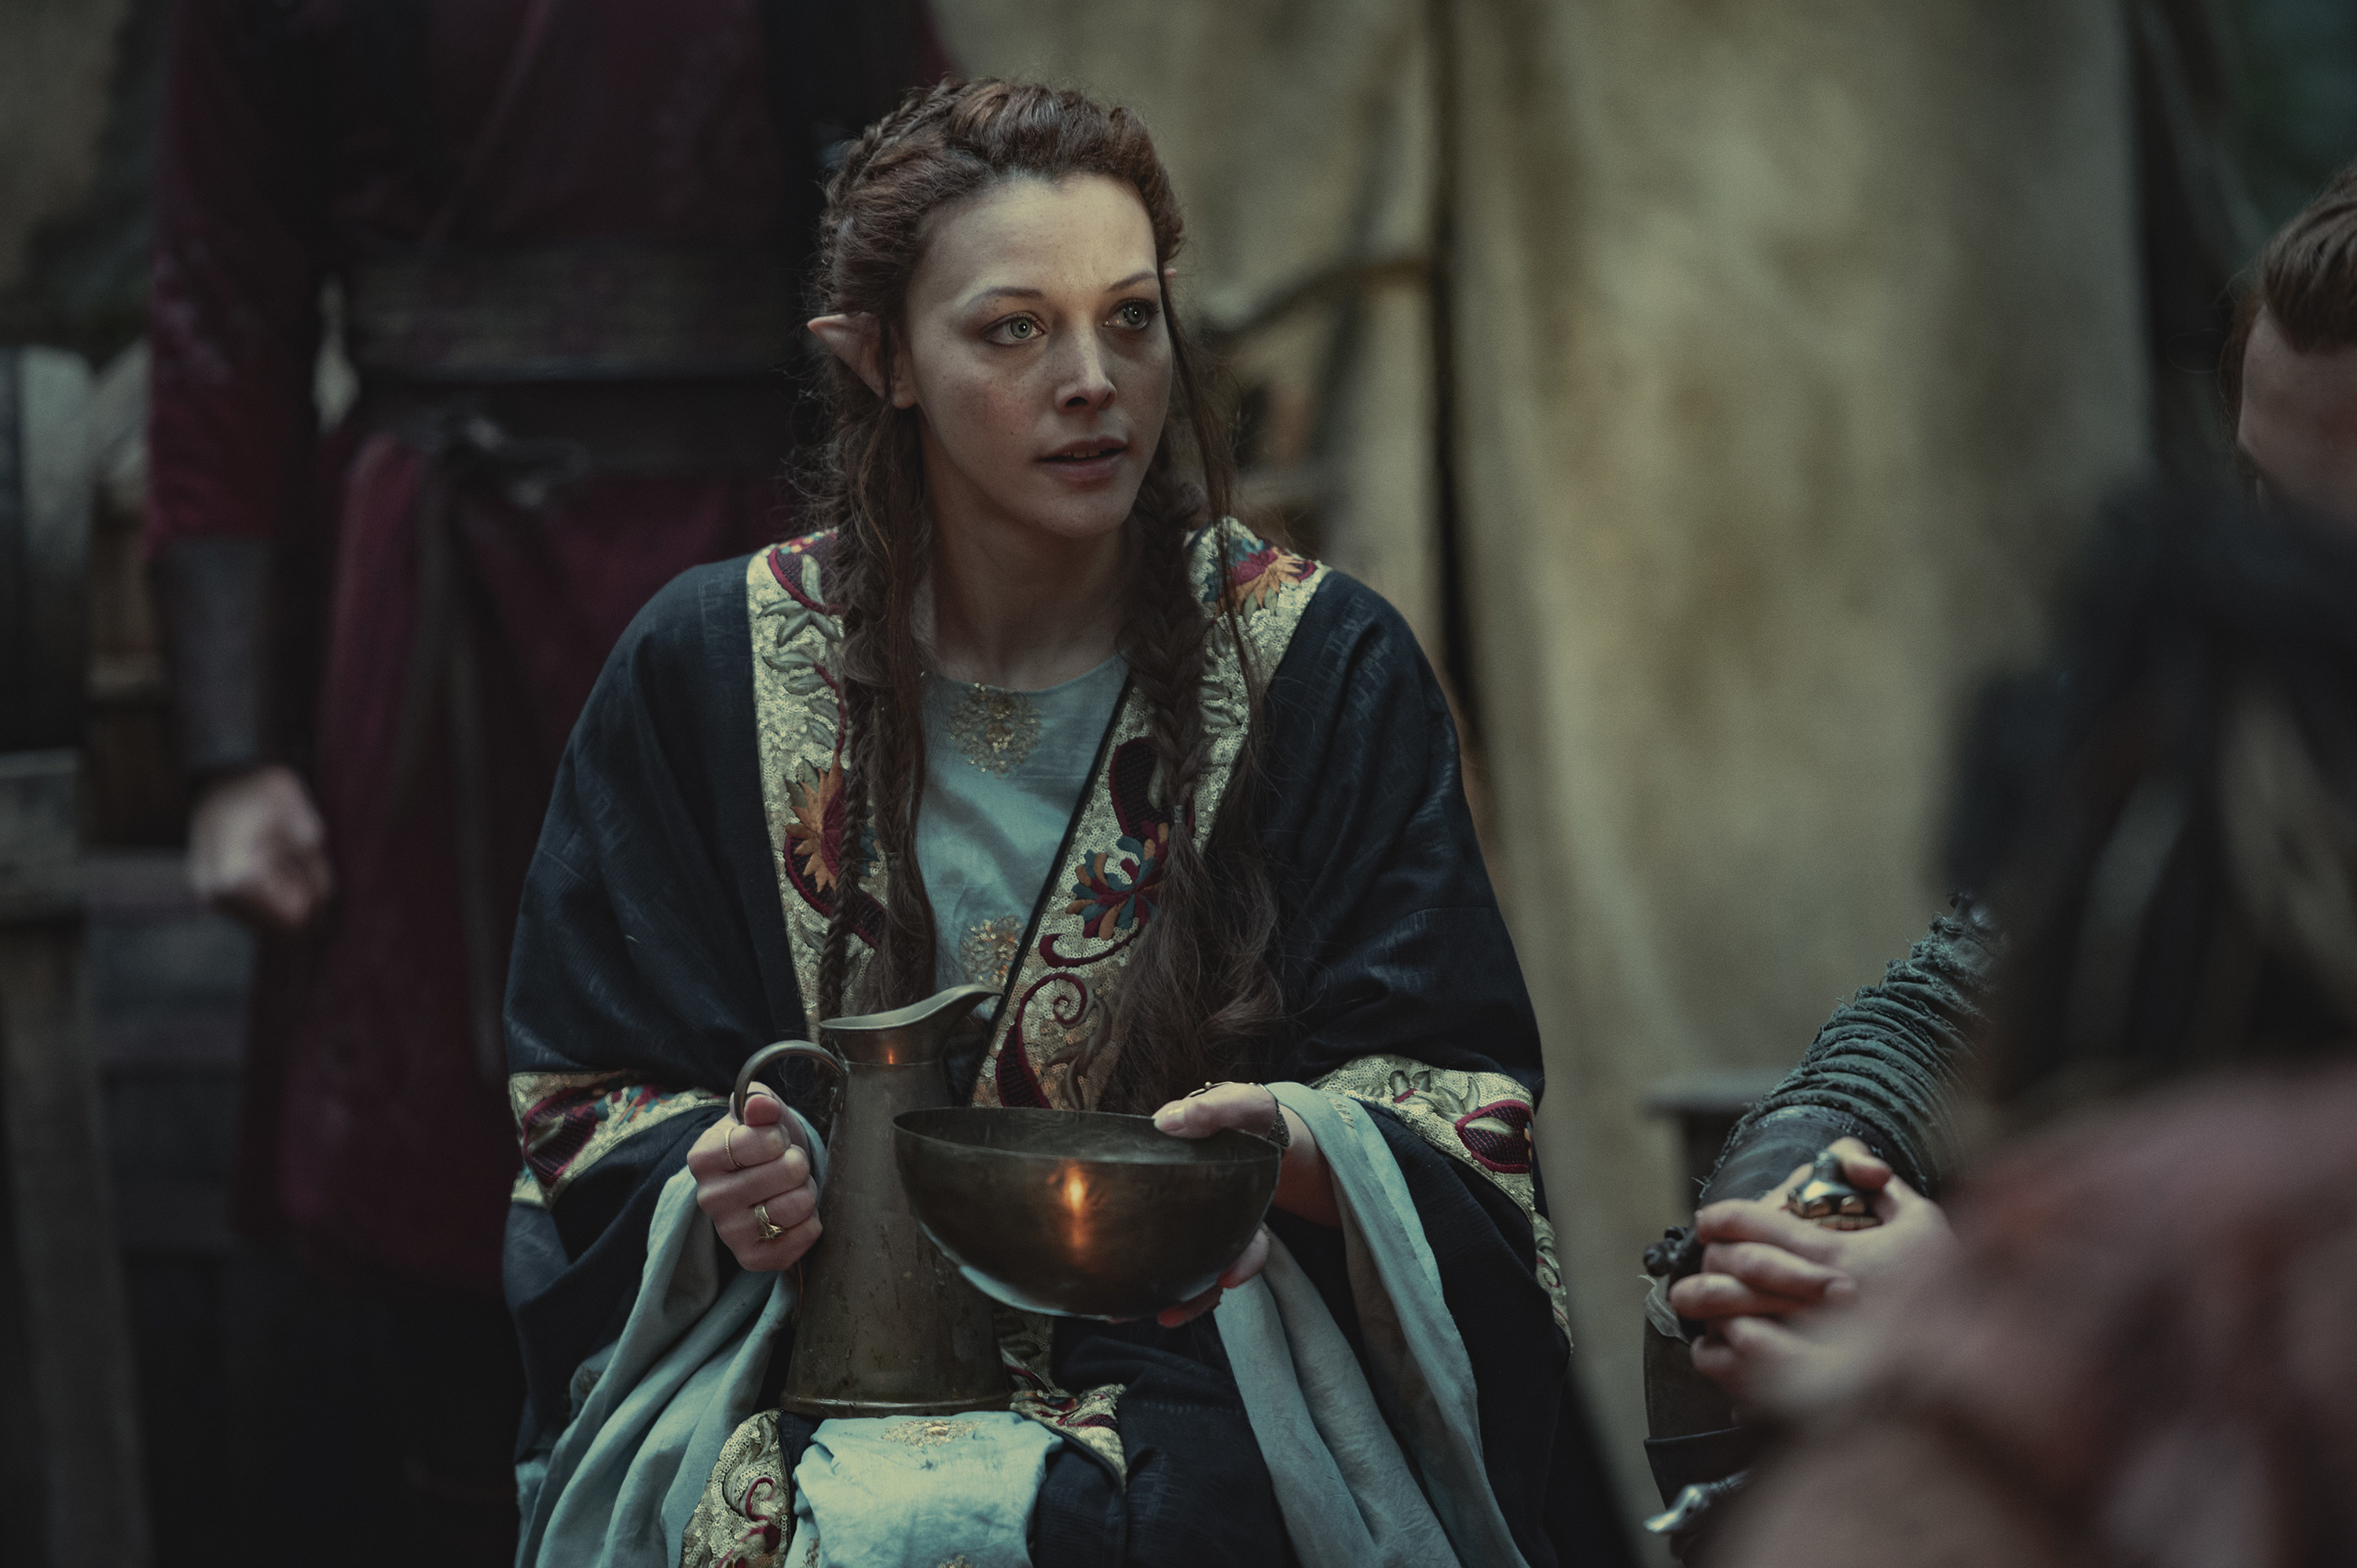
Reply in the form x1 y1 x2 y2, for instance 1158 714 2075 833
725 1123 750 1171
754 1201 786 1243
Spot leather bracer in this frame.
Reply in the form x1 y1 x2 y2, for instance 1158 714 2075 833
150 535 276 777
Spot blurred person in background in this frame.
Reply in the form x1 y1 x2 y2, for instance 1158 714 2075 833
144 1 940 1553
2228 162 2357 524
1717 483 2357 1566
1640 158 2357 1560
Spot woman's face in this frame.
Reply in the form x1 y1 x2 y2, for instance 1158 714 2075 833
893 173 1172 544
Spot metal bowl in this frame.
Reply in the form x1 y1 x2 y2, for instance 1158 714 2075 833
893 1107 1281 1319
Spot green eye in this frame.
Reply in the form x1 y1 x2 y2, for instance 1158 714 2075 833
1007 317 1036 339
1114 301 1156 329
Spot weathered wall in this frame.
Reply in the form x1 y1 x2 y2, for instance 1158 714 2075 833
1446 0 2149 1534
0 0 132 294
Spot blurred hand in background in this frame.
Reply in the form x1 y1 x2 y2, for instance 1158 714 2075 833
189 763 332 932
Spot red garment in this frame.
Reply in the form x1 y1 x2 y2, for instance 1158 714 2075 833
146 0 940 1291
1727 1064 2357 1568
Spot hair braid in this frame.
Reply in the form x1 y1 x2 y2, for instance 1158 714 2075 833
801 79 1285 1097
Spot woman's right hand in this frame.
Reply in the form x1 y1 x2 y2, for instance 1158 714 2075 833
687 1085 821 1272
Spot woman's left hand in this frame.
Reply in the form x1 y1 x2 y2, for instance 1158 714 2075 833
1147 1081 1340 1327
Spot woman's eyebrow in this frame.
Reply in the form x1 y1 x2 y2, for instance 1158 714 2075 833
963 284 1046 308
962 270 1160 310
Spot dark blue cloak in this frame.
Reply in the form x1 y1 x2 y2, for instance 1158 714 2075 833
500 553 1633 1566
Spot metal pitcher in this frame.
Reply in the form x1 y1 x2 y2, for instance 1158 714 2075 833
731 982 1008 1421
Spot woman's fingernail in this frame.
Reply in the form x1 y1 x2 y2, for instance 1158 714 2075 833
1153 1108 1182 1130
1824 1277 1857 1304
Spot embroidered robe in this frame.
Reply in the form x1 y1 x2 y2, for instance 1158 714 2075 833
501 526 1628 1567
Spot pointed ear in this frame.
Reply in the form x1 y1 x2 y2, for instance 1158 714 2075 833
806 313 887 397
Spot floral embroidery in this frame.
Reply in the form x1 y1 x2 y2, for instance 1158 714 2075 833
999 1309 1126 1478
784 760 846 892
1065 821 1167 940
1312 1053 1571 1344
1039 740 1168 967
680 1409 792 1568
973 524 1327 1108
1223 541 1314 610
509 1072 724 1207
751 537 888 1013
1454 1097 1536 1174
945 684 1042 775
1359 1065 1539 1174
995 974 1091 1108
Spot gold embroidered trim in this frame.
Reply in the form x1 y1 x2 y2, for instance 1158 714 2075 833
508 1070 724 1207
749 543 882 1020
971 526 1329 1111
746 523 1325 1116
680 1408 792 1568
1313 1053 1572 1346
944 684 1041 775
999 1308 1127 1481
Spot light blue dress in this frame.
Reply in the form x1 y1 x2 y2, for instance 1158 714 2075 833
916 655 1128 1003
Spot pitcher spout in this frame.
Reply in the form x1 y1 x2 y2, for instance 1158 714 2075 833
821 981 999 1067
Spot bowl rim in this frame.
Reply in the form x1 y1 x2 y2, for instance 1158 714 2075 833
893 1105 1282 1171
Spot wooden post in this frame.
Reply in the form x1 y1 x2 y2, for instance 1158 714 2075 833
0 753 151 1566
0 347 151 1566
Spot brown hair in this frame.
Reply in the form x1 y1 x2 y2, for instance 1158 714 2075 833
802 79 1282 1109
2222 159 2357 424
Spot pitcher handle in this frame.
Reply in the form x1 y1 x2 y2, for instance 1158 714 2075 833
733 1039 849 1124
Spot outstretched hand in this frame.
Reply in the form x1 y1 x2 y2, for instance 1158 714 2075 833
1147 1082 1337 1326
687 1085 820 1273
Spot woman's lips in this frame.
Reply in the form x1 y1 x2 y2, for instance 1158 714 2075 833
1038 441 1127 485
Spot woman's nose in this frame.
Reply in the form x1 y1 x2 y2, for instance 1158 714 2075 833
1056 336 1116 410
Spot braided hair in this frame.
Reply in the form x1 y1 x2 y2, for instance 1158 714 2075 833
801 80 1283 1108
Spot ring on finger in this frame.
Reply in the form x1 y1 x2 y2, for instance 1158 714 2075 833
753 1201 785 1243
724 1123 750 1171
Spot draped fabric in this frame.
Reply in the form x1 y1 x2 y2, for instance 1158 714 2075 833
500 544 1630 1563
